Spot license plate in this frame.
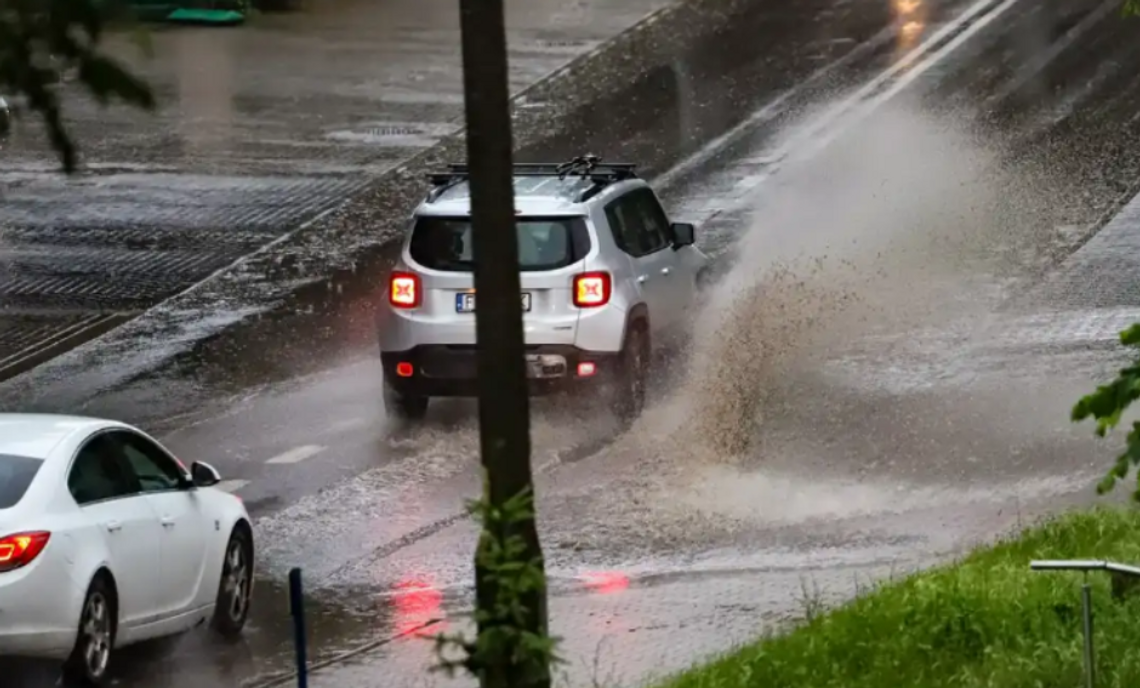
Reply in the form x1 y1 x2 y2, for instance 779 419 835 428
455 292 531 313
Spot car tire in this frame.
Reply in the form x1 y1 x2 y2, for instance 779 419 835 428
62 573 117 686
611 326 648 424
211 526 253 639
383 382 429 421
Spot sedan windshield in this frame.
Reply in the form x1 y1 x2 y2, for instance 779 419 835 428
0 453 44 509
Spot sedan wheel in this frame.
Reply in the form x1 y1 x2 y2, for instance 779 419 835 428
63 576 116 686
212 527 253 638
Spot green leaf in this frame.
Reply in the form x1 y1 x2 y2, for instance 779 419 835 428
1075 323 1140 501
432 481 558 680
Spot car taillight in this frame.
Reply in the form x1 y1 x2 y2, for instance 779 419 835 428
0 531 51 573
573 272 611 308
389 272 421 308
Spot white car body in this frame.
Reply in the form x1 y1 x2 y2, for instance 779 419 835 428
0 414 252 668
376 158 709 419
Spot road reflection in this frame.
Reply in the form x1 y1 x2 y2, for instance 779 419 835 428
580 571 631 595
893 0 928 54
391 575 447 638
174 28 237 158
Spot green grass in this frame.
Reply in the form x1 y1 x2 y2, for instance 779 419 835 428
658 507 1140 688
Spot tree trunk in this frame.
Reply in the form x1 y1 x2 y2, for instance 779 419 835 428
457 0 550 686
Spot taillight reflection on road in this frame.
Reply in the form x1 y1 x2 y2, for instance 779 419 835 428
391 576 444 637
580 571 630 594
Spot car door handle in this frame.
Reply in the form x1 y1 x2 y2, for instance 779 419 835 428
661 267 672 275
637 275 648 283
104 520 123 533
160 516 176 528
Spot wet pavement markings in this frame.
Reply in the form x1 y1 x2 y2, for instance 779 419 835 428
264 445 325 465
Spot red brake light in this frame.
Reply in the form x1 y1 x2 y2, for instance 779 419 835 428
389 272 421 308
0 531 51 573
396 361 414 378
573 272 611 308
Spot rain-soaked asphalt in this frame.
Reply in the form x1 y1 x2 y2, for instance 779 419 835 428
0 0 668 380
12 0 1140 685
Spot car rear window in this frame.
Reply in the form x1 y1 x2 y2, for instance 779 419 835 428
409 216 591 272
0 453 44 509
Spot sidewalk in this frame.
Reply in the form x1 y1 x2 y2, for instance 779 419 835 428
1021 188 1140 310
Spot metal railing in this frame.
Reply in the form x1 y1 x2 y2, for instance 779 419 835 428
1029 560 1140 688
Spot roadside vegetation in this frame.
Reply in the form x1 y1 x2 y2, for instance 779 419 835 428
657 507 1140 688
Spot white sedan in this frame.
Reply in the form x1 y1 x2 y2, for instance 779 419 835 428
0 414 254 685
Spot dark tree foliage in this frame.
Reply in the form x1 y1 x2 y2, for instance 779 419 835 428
0 0 155 172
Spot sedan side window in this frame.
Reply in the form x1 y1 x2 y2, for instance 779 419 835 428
68 435 139 506
112 432 185 494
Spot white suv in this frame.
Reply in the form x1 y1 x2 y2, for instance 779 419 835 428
377 156 709 423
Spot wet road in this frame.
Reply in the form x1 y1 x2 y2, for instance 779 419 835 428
0 0 667 380
12 0 1140 685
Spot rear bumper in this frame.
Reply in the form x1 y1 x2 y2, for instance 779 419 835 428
381 345 621 397
0 558 82 660
0 628 74 659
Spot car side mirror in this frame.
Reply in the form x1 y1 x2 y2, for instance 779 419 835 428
191 461 222 488
670 222 695 249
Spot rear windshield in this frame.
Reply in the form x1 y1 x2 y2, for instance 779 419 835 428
0 454 44 509
409 216 591 272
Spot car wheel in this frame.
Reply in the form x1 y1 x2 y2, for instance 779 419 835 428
62 574 116 686
211 527 253 638
383 382 429 421
611 327 648 424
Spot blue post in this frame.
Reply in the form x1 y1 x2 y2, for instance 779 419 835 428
288 567 309 688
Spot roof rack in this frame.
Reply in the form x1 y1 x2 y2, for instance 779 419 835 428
425 155 639 203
